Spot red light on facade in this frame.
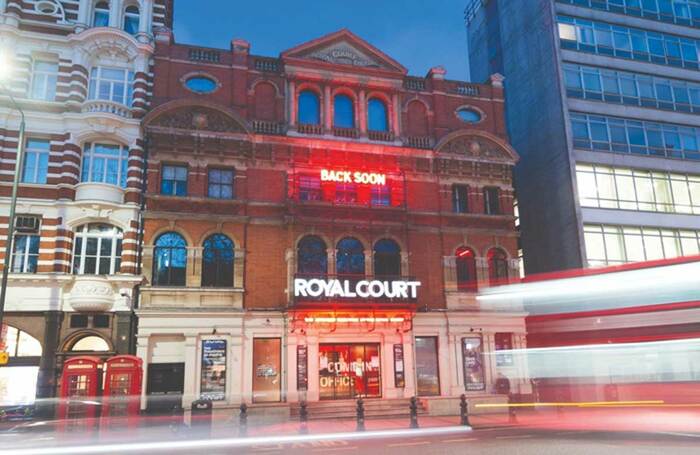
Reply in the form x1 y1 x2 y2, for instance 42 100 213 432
320 169 387 186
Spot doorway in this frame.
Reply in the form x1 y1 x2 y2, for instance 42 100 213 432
319 343 381 400
145 363 184 414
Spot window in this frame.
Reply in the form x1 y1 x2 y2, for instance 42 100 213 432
202 234 234 287
368 98 388 132
184 76 217 94
161 165 188 196
456 247 477 292
333 94 355 128
208 169 234 199
495 333 514 367
2 326 42 357
452 185 469 213
153 232 187 286
487 248 508 285
298 90 320 125
81 143 128 187
299 175 322 201
484 187 501 215
297 235 327 276
22 139 50 184
123 5 139 35
29 60 58 101
92 314 110 328
373 239 401 278
71 336 110 352
336 237 365 279
72 224 123 275
70 315 89 329
88 67 134 106
334 182 357 204
584 224 700 267
370 184 391 207
456 108 482 123
11 234 39 273
556 0 700 27
93 1 109 27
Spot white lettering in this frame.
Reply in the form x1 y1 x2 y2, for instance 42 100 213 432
320 170 387 186
294 278 309 297
293 278 421 300
356 280 371 298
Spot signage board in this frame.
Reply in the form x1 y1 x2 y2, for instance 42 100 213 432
393 344 405 388
294 278 420 300
297 345 308 391
462 336 486 391
0 351 8 366
201 339 226 401
321 169 387 186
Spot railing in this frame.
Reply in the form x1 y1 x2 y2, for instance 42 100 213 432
404 136 433 149
254 57 280 72
368 131 395 142
404 77 426 91
291 274 419 305
81 100 132 118
297 123 324 135
332 127 360 139
189 48 221 63
456 84 480 96
252 120 285 135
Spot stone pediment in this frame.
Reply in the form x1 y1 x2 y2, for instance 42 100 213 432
435 130 519 164
144 101 251 135
282 29 407 73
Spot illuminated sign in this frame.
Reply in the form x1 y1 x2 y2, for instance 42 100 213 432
294 278 420 300
320 169 387 186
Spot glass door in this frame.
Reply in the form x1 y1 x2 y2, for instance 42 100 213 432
319 344 381 400
415 337 440 396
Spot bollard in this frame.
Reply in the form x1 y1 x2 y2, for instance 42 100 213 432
460 394 470 426
299 400 309 434
356 398 365 432
239 403 248 437
508 394 517 423
191 399 213 438
409 396 419 429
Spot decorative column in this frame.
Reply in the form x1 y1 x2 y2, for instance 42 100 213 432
306 335 320 402
57 139 81 201
186 246 203 288
364 250 373 276
67 49 89 111
124 140 144 205
74 0 89 32
131 56 150 118
288 80 297 129
136 335 150 410
108 0 122 28
391 93 401 138
483 333 497 392
0 0 6 14
324 85 332 133
136 0 153 43
182 336 198 408
229 335 244 405
358 90 367 136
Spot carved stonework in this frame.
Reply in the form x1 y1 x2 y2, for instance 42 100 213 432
68 277 115 312
148 107 248 134
307 42 381 68
439 136 512 162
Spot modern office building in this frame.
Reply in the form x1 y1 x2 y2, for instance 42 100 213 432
467 0 700 274
136 27 528 417
0 0 169 408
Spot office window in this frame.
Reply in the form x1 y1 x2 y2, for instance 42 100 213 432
11 234 39 273
373 239 401 278
81 143 129 188
298 90 321 125
297 235 327 276
368 98 389 132
72 224 123 275
21 139 50 184
335 182 357 204
484 187 501 215
123 5 139 35
161 165 188 196
452 185 469 213
455 246 477 292
93 1 109 27
88 67 134 106
208 169 234 199
333 94 355 128
336 237 365 279
29 61 58 101
487 248 508 285
201 234 234 287
153 232 187 286
371 185 391 206
298 175 322 201
556 0 700 28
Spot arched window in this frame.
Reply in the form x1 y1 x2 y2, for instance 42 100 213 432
298 90 320 125
336 237 365 279
71 335 110 352
93 1 109 27
373 239 401 278
72 224 123 275
202 234 234 287
368 98 389 132
488 248 509 285
123 5 139 35
456 247 477 291
153 232 187 286
407 100 429 136
333 94 355 128
2 325 42 357
81 142 129 188
254 82 276 121
297 235 327 276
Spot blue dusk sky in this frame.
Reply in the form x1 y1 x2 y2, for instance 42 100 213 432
172 0 472 81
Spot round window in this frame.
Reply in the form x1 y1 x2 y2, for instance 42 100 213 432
456 108 482 123
185 76 218 94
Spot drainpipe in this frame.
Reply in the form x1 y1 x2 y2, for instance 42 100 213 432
130 133 150 354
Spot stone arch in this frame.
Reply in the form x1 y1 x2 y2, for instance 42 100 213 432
143 99 252 136
434 129 519 163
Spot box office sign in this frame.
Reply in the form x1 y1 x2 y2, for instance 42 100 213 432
201 340 226 401
297 345 308 391
462 336 485 392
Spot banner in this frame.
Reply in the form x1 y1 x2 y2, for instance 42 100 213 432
200 340 226 401
462 336 485 391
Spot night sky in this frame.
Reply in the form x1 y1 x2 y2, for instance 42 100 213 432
172 0 472 80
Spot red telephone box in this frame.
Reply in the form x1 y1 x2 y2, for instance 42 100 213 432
57 356 101 430
101 355 143 429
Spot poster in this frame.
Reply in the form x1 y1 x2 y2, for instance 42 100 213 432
297 345 308 391
462 336 485 391
393 344 405 388
200 339 226 401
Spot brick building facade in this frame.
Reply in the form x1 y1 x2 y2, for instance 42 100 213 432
136 28 528 415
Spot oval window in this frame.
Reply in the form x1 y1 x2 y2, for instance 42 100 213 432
185 76 218 94
456 108 482 123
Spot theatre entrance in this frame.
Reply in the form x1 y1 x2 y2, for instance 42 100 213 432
319 343 381 400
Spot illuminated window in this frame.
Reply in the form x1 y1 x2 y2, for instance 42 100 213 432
370 185 391 206
335 182 357 204
153 232 187 286
93 1 109 27
487 248 508 285
299 175 322 201
368 98 388 132
161 165 188 196
373 239 401 278
22 138 50 184
208 168 234 199
202 234 234 287
298 90 320 125
30 60 58 101
456 247 477 291
71 336 110 352
123 5 139 35
81 143 129 188
452 185 469 213
333 94 355 128
336 237 365 279
297 235 327 276
484 187 501 215
88 66 134 106
495 333 514 366
72 224 123 275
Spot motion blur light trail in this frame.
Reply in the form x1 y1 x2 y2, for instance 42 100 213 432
3 426 471 455
475 400 665 408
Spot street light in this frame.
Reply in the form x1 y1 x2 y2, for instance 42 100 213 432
0 50 26 340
